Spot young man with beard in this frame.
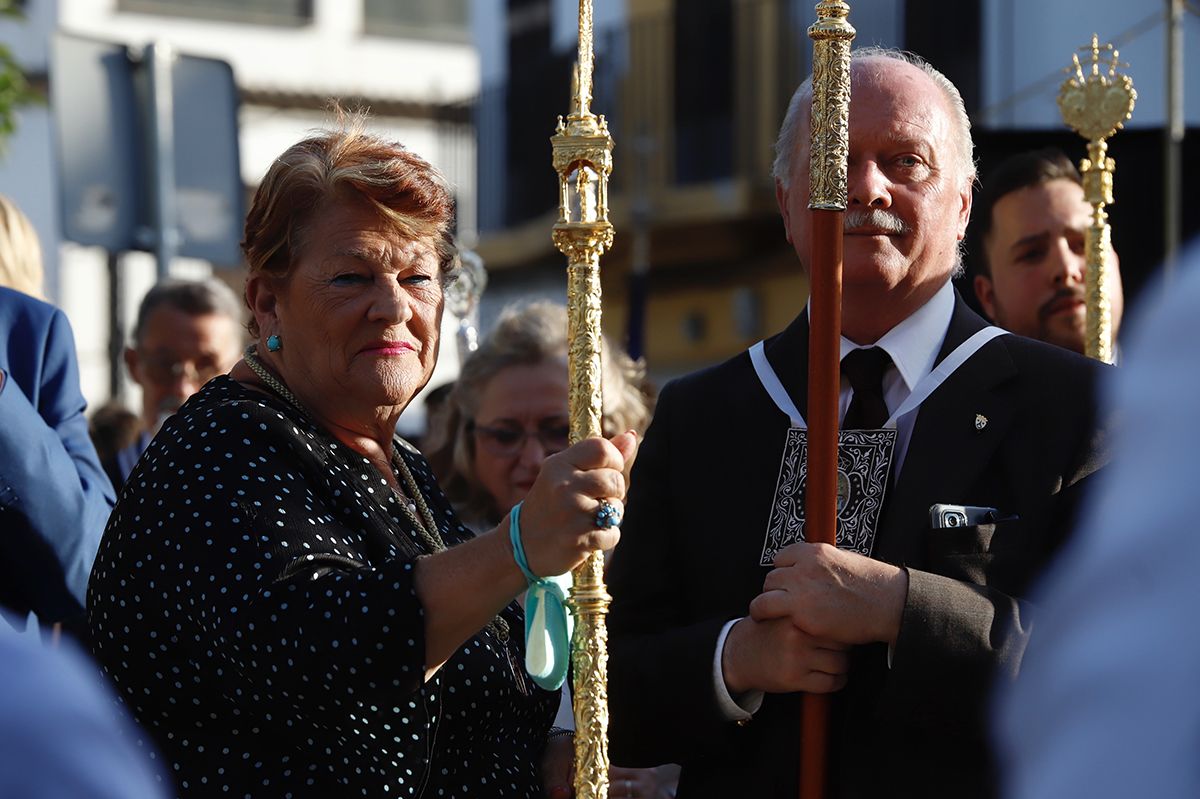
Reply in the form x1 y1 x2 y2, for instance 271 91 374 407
972 148 1124 355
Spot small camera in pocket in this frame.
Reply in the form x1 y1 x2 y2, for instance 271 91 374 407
929 504 998 529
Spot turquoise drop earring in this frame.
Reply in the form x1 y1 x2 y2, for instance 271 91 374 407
266 334 282 352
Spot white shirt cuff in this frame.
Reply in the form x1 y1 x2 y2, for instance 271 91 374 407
713 618 764 721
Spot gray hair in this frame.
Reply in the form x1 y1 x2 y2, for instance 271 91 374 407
131 277 244 347
430 301 654 525
772 47 976 190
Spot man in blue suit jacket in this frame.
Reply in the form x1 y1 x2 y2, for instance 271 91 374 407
0 286 113 627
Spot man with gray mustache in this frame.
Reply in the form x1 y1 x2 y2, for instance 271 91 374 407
845 207 910 235
608 48 1111 798
971 147 1124 355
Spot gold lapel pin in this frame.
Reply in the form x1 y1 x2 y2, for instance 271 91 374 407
975 413 988 431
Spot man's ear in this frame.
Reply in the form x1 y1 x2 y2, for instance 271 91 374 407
244 274 279 337
775 178 793 245
974 274 997 321
957 180 974 241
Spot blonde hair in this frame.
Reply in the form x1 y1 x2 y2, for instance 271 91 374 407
0 194 44 299
429 302 655 525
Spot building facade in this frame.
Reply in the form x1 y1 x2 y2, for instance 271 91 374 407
472 0 1199 383
0 0 478 428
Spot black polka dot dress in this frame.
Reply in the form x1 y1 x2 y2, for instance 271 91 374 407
88 376 559 797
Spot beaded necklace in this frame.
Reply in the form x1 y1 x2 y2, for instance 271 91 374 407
242 345 528 693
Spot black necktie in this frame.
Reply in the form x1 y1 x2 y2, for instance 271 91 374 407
841 347 893 430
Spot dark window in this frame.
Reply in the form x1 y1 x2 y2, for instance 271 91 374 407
682 311 708 343
673 0 733 184
118 0 312 26
503 0 571 227
363 0 469 40
493 0 625 229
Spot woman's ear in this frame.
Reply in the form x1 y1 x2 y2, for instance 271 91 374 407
245 273 280 337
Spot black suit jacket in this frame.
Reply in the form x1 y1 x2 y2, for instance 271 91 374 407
607 293 1110 798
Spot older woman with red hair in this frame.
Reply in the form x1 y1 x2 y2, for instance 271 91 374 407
88 118 636 798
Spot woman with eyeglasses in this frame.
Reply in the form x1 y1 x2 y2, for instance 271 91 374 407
88 120 639 799
430 302 652 533
429 303 677 799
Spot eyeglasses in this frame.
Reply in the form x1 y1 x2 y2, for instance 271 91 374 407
470 419 571 457
138 353 226 387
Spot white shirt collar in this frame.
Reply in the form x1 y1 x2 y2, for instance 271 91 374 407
838 279 955 393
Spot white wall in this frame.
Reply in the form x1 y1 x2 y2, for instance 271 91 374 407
237 106 455 186
0 0 481 412
59 0 480 103
0 107 61 301
472 0 507 87
981 0 1200 129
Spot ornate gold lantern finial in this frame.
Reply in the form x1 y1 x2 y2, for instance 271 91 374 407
550 3 615 799
1057 35 1136 364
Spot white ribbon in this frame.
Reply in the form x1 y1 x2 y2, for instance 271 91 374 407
748 326 1008 429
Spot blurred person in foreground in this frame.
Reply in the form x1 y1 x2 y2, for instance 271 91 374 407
88 117 637 798
971 147 1124 354
996 241 1200 797
0 626 166 798
429 301 672 798
102 278 243 491
0 195 112 630
606 48 1110 798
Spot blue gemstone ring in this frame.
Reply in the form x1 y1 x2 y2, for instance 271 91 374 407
594 500 622 529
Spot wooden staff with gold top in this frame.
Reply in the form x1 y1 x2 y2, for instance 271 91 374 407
801 3 854 798
1057 35 1135 364
549 2 615 797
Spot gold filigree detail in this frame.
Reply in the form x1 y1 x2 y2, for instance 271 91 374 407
576 3 594 118
566 259 605 444
1058 35 1135 364
569 551 610 798
1085 220 1116 364
807 1 856 210
551 3 616 797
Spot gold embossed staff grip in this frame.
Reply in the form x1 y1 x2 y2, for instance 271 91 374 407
808 1 855 212
1057 35 1136 364
550 1 616 797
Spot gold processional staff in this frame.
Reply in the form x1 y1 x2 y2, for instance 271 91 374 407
1057 35 1135 364
550 1 615 797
